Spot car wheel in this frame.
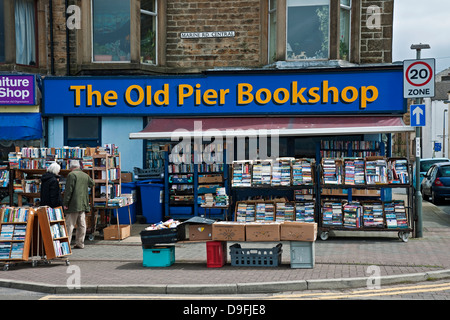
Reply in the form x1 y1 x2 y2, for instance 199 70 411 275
432 191 441 205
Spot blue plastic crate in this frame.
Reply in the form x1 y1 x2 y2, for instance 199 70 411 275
230 243 282 267
143 245 175 267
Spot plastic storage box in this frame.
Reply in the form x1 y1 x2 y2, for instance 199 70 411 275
290 241 315 269
142 245 175 267
229 243 282 267
206 241 227 268
140 226 185 246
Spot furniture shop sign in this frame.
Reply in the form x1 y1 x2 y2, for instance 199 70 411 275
42 68 405 116
0 74 36 105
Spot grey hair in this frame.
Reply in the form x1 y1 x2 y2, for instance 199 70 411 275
47 162 61 175
69 159 81 169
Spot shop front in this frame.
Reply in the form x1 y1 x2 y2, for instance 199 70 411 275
42 66 414 235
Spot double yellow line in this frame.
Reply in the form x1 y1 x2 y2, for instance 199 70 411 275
271 282 450 300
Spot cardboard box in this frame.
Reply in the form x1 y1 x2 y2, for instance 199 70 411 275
212 222 246 241
103 224 131 240
121 172 133 183
280 221 317 241
245 222 280 242
188 224 213 241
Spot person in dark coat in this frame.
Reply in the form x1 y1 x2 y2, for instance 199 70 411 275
40 162 63 208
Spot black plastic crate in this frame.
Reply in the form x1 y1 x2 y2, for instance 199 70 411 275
229 243 282 267
140 226 185 246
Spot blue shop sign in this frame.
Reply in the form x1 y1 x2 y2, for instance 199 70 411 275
42 67 405 116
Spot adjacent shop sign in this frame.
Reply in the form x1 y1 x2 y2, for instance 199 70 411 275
42 67 405 116
403 59 435 98
0 74 36 105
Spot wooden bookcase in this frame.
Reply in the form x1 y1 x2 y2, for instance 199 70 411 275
0 207 35 270
92 153 121 208
36 206 71 260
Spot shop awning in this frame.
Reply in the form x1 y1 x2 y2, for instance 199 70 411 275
0 113 43 140
129 116 413 139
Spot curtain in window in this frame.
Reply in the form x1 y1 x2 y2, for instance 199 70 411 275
15 0 36 65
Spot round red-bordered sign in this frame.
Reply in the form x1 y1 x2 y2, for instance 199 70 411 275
405 61 433 87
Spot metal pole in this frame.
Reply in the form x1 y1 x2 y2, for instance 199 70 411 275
414 48 423 238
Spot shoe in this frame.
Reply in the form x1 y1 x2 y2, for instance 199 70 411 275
73 245 84 249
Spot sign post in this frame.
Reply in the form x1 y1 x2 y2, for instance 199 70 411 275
404 46 434 238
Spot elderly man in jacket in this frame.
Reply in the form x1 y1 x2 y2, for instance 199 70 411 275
63 160 94 249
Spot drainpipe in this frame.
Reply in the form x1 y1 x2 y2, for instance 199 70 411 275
49 0 55 75
65 0 70 75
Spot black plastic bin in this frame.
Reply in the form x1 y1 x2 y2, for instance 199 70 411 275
140 226 185 246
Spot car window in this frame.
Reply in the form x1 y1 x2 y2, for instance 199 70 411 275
425 166 435 177
440 166 450 177
420 159 450 172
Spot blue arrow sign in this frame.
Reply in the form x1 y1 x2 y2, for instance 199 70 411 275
410 104 426 127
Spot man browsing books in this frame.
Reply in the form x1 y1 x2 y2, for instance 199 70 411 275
63 160 94 249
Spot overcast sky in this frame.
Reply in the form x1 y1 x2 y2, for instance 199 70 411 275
393 0 450 73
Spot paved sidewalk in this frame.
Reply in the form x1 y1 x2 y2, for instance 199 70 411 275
0 200 449 294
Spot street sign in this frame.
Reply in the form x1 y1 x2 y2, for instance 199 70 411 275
403 58 435 98
410 104 426 127
435 142 442 152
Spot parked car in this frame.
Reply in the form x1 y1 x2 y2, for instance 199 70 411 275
421 162 450 204
413 158 450 187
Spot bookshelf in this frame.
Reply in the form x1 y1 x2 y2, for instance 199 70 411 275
36 206 71 261
0 207 35 270
164 143 229 219
92 152 121 208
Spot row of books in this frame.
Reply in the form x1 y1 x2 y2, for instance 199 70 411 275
53 240 71 256
18 147 95 159
0 242 25 260
50 223 67 239
321 150 380 158
322 200 408 229
0 224 26 241
232 158 315 187
46 207 64 221
321 140 380 150
322 158 409 185
0 169 9 187
1 207 29 223
236 201 316 222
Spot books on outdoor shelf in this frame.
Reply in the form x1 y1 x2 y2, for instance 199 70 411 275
232 161 252 187
365 158 388 184
388 159 409 184
292 159 314 185
252 160 272 186
344 158 365 185
343 202 362 228
0 168 9 187
53 240 70 256
0 225 14 240
322 202 343 226
271 158 293 186
322 158 343 184
294 189 314 201
362 202 384 228
384 200 408 229
1 207 29 223
46 207 64 221
275 202 295 221
10 242 24 259
0 243 11 259
295 201 315 222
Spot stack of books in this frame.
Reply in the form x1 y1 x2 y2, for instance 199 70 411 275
322 158 342 184
252 160 272 186
343 202 362 228
2 207 29 223
294 189 314 201
0 243 11 259
292 159 314 185
271 158 293 186
365 159 388 184
344 159 365 185
232 161 252 187
0 225 14 240
322 202 343 226
384 201 408 229
214 188 229 207
388 159 409 184
10 243 24 259
295 202 315 222
13 225 27 241
362 202 384 227
275 202 286 221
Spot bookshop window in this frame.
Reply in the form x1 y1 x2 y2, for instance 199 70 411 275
0 0 4 63
287 0 329 60
141 0 157 65
15 0 37 66
92 0 131 62
65 117 101 147
340 0 351 61
268 0 277 63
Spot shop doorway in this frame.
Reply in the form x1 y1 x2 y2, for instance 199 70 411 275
64 117 101 147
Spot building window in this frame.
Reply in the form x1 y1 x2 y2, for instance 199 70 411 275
141 0 157 65
268 0 277 63
15 0 37 66
340 0 351 61
92 0 131 62
287 0 329 60
65 117 101 147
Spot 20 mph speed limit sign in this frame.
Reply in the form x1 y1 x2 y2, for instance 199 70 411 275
404 58 435 98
